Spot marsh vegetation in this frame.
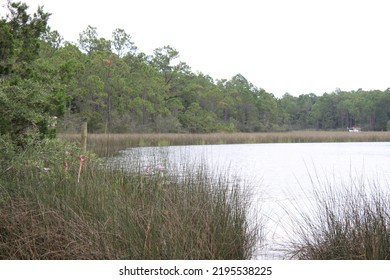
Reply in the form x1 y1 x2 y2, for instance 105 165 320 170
2 131 390 259
60 131 390 157
0 139 260 259
284 179 390 260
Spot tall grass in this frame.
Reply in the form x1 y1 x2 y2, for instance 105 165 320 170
60 131 390 157
284 175 390 260
0 139 260 259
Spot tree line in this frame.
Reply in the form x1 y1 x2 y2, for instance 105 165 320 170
2 1 390 146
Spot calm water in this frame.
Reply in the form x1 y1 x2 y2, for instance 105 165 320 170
111 142 390 259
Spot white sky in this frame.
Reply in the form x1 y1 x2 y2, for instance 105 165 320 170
3 0 390 97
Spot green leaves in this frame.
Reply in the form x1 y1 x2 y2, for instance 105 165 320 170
0 1 54 147
3 1 390 137
179 102 219 133
0 79 52 143
112 28 136 57
3 0 50 78
0 20 15 76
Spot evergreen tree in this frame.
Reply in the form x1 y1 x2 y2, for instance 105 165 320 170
0 1 54 145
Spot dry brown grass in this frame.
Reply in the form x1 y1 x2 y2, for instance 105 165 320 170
0 198 116 259
59 131 390 157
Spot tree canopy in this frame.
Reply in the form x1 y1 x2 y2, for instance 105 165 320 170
1 0 390 144
0 0 54 146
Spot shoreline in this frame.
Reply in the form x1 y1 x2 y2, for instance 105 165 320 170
59 131 390 157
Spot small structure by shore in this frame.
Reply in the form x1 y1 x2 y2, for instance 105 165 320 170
348 126 361 132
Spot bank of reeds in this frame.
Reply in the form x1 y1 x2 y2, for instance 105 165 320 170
60 131 390 157
284 176 390 260
0 139 260 259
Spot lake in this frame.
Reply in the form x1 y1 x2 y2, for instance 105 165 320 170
110 142 390 259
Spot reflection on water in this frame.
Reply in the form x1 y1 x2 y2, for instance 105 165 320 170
109 142 390 259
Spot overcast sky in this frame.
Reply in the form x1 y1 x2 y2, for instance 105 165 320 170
3 0 390 97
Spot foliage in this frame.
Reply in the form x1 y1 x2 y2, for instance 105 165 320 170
0 79 53 143
2 0 390 141
56 26 390 133
0 1 56 147
1 0 50 78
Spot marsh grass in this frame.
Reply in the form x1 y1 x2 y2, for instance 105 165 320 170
0 139 260 259
284 175 390 260
60 131 390 157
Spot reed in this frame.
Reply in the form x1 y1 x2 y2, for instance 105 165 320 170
284 175 390 260
59 131 390 157
0 138 260 259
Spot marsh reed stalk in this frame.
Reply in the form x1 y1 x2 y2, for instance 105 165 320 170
80 120 87 154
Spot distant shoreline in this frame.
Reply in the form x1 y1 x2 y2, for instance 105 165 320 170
59 130 390 157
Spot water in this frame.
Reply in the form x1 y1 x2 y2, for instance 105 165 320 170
110 142 390 259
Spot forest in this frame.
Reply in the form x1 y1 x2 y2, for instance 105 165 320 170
2 1 390 263
2 1 390 144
